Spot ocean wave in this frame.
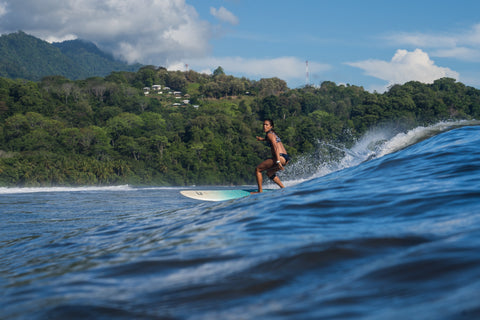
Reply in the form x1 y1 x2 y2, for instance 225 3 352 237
3 122 480 319
283 119 480 187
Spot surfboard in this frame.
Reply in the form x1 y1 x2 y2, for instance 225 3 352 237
180 189 259 201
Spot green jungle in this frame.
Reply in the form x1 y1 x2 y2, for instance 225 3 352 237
1 65 479 186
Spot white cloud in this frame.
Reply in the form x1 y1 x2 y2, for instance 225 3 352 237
347 49 459 88
0 0 325 87
385 23 480 62
44 34 78 43
168 56 330 86
0 1 7 17
0 0 213 65
466 23 480 45
387 32 457 48
210 6 239 25
432 46 480 61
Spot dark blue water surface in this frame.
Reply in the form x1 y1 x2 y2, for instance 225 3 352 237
2 122 480 319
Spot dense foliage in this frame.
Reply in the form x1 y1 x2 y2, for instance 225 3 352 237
0 31 141 81
0 64 479 186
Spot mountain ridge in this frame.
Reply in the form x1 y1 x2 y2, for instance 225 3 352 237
0 31 142 81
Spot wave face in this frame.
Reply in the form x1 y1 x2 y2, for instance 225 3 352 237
2 122 480 319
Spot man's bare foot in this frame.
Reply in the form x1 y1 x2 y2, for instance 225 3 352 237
250 191 262 194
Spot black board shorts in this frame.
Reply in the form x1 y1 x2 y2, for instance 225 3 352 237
280 153 290 163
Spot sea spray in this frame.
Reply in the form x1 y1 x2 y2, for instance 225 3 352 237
281 120 480 187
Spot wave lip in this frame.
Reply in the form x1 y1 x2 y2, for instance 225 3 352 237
283 120 480 187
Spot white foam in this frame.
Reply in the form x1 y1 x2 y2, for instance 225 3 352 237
283 120 480 187
0 185 133 194
376 120 479 157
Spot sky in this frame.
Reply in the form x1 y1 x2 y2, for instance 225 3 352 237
0 0 479 92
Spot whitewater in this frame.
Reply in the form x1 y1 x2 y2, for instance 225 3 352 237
1 120 480 319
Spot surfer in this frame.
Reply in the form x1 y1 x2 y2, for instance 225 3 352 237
253 119 290 193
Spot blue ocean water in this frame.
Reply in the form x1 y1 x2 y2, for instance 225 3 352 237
2 121 480 319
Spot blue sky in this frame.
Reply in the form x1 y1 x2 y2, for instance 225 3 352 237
190 0 480 91
0 0 479 91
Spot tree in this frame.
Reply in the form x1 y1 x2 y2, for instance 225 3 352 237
1 71 479 187
213 66 225 77
106 112 144 146
166 71 187 91
255 77 288 96
150 135 169 158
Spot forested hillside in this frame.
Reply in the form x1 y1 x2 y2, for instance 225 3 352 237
0 31 141 81
0 65 479 186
